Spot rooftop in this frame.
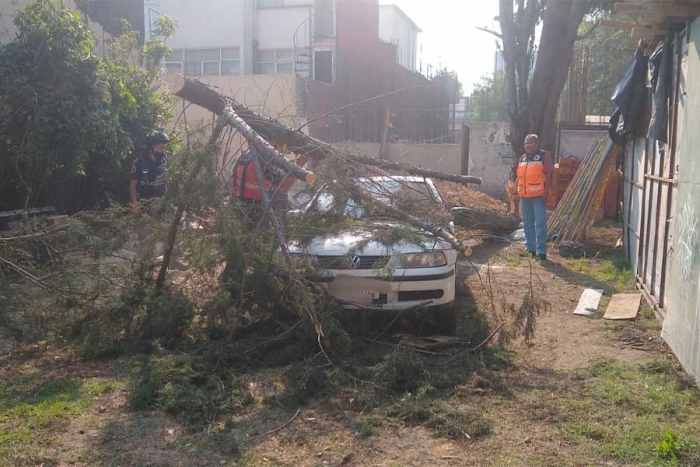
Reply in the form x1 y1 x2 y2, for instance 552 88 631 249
603 1 700 40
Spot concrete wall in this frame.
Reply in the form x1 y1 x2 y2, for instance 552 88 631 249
559 126 608 160
339 142 461 175
168 74 306 177
467 122 514 199
378 5 418 71
257 6 310 50
0 0 111 51
145 0 245 49
171 74 305 128
662 17 700 386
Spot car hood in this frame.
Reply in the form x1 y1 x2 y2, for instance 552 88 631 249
288 221 453 256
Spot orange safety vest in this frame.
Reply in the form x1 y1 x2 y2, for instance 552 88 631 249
517 151 547 198
232 156 271 201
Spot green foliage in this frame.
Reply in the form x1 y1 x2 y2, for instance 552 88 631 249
467 72 508 122
0 378 118 464
430 67 463 101
655 429 686 461
386 395 492 440
579 21 638 116
129 351 253 429
0 0 174 213
528 357 700 465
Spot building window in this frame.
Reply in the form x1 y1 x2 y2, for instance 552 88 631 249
257 0 284 7
256 49 295 75
165 47 241 77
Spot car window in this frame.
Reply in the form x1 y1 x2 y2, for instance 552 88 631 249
311 180 439 219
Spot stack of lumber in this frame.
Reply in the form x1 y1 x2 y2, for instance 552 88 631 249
547 135 621 243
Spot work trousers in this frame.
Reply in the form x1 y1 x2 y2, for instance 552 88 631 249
520 196 548 256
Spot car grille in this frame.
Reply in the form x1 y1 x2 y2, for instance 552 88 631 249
316 255 390 270
398 290 444 302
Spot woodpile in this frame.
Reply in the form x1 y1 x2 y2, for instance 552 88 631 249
547 135 621 243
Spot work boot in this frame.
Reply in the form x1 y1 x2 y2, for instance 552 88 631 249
538 253 547 262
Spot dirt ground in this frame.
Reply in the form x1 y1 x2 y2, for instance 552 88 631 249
1 223 698 467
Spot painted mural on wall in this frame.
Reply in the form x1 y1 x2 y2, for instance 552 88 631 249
483 122 514 162
677 194 699 297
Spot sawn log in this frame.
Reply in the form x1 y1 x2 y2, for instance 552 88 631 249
169 74 315 184
169 75 482 187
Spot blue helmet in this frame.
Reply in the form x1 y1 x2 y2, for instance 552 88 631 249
147 129 170 147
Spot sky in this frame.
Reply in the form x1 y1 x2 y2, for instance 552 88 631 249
379 0 501 94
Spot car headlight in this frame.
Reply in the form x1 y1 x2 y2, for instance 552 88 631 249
394 251 447 269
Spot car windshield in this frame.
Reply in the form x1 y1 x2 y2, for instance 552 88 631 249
313 179 441 220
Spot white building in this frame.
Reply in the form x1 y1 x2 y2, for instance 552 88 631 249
378 4 421 72
146 0 420 82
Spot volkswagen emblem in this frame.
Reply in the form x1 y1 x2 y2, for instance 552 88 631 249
350 255 362 269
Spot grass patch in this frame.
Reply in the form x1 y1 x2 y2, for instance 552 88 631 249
564 253 634 294
355 414 386 438
521 357 700 465
384 394 492 440
0 378 113 465
499 247 527 269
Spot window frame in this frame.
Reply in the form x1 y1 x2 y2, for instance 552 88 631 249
255 48 296 75
165 46 241 77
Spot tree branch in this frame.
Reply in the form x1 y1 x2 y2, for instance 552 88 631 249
475 26 503 40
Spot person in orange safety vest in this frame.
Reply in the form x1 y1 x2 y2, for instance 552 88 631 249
231 148 312 215
516 134 554 261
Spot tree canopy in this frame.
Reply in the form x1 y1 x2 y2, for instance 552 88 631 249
0 0 174 213
495 0 606 159
431 68 464 102
580 23 638 116
467 72 508 122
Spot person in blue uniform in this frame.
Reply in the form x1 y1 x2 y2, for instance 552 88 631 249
130 130 170 214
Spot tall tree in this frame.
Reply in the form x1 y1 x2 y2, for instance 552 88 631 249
467 72 508 122
491 0 604 165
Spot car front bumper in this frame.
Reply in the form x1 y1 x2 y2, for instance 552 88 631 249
315 264 456 311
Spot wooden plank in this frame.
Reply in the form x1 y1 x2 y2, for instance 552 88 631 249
604 293 643 320
574 289 604 316
633 27 667 39
644 173 675 184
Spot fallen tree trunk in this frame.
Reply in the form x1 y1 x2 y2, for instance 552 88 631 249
250 151 324 338
450 207 520 233
169 75 482 187
220 107 316 184
170 75 316 184
347 154 482 186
